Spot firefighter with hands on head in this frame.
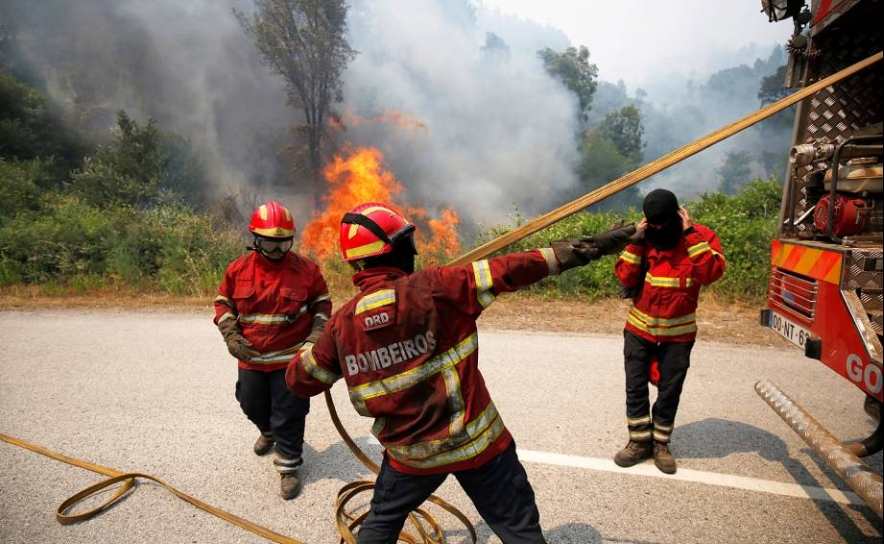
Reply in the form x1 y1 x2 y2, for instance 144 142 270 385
214 200 332 500
285 202 636 543
613 188 726 474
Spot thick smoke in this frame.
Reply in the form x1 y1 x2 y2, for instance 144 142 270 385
341 0 581 228
4 0 299 212
4 0 791 227
635 45 792 199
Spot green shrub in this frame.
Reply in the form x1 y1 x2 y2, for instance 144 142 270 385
0 194 121 282
466 178 782 303
137 204 243 295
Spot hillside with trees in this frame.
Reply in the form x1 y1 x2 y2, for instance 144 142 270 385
0 0 789 303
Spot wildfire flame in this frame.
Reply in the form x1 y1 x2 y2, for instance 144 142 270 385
330 110 428 134
300 146 460 266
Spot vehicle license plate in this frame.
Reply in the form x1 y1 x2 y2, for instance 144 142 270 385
766 310 813 349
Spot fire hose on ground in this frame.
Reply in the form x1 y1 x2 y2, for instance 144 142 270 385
1 51 882 543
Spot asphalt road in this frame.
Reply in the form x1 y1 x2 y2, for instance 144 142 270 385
1 309 881 544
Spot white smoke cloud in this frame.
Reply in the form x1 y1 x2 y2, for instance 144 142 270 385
5 0 789 227
341 0 582 227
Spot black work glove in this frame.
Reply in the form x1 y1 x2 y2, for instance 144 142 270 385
550 239 600 272
217 319 258 362
584 222 638 256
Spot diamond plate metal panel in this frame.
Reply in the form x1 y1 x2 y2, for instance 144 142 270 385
844 248 884 290
787 24 882 226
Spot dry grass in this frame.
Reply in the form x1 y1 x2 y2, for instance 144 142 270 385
0 284 788 348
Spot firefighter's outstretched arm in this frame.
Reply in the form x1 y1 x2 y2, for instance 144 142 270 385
286 332 342 398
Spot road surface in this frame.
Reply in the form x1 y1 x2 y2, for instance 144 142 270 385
1 309 881 543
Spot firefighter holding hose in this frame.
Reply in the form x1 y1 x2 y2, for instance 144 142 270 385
286 202 635 543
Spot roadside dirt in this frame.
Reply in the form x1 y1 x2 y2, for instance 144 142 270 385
0 287 790 348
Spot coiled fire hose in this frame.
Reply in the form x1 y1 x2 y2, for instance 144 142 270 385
0 391 477 544
1 51 881 543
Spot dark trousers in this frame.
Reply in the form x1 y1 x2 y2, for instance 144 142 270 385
357 441 547 544
623 330 694 440
235 367 310 460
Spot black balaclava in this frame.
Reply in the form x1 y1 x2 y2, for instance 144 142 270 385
355 234 418 274
642 188 682 250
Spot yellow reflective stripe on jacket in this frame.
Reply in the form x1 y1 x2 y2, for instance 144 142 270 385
629 306 696 327
619 250 642 265
244 344 303 365
301 345 341 384
687 240 712 258
644 272 692 288
239 307 308 325
311 293 332 305
442 366 467 439
348 332 479 415
537 247 560 275
472 260 495 308
386 402 506 469
355 289 396 315
627 307 697 337
217 311 236 324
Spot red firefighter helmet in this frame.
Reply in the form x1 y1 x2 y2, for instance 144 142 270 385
339 202 415 262
249 201 296 239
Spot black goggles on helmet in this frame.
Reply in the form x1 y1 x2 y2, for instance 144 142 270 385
254 236 294 253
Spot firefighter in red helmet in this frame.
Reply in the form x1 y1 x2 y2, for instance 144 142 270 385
286 202 636 542
214 200 332 500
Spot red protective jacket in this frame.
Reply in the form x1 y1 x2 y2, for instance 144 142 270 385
286 248 560 475
214 251 332 372
614 224 725 343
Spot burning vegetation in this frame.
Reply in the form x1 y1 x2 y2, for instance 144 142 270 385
299 146 461 267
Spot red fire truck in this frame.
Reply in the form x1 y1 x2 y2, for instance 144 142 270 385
756 0 882 515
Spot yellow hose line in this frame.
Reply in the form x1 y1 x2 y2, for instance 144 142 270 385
447 51 883 266
0 433 306 543
3 416 477 544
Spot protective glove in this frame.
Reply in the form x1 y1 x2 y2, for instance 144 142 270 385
304 316 326 345
217 319 258 362
584 222 638 256
550 239 600 272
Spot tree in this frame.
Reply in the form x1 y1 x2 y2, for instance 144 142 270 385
597 105 644 165
572 105 645 212
480 32 510 65
717 150 753 195
0 69 85 172
235 0 356 210
70 111 166 207
70 110 207 209
537 45 598 124
758 65 790 105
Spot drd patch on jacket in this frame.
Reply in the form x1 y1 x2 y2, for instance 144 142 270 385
359 307 395 332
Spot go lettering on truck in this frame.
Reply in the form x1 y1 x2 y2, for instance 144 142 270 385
846 353 883 396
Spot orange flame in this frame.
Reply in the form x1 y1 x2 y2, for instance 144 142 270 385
333 110 428 134
300 147 460 266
